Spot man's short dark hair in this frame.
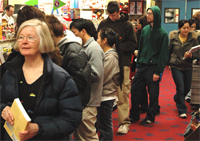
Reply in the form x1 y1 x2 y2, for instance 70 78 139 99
107 1 119 14
5 5 14 11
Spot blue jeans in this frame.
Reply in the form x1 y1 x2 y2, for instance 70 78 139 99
171 68 192 115
97 100 114 141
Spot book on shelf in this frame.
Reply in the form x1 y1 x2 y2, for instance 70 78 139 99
4 98 31 141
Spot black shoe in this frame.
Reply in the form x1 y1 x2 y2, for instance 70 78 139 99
156 110 160 115
185 99 191 103
140 119 153 125
130 118 139 123
139 107 147 113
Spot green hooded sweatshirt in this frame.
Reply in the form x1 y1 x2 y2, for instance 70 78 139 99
137 6 169 75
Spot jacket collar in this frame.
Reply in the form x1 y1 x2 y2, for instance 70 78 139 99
106 12 129 23
169 30 197 40
83 37 95 48
4 53 52 84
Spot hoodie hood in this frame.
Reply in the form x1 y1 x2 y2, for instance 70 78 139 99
58 30 82 47
107 12 129 23
147 6 161 28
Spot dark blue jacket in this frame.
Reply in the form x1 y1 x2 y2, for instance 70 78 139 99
0 54 82 140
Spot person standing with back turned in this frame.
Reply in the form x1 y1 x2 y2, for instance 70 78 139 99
130 6 169 125
98 1 137 134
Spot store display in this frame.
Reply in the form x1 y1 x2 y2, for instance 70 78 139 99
2 18 15 40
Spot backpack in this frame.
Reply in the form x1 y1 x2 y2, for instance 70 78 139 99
60 42 91 108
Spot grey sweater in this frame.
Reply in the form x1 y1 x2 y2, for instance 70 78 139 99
101 48 120 101
83 37 104 107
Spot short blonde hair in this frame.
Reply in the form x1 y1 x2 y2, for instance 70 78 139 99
14 19 54 53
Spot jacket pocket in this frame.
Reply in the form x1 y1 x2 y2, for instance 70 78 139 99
169 54 181 65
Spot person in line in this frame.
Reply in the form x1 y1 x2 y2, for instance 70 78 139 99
130 6 169 125
131 15 162 115
131 15 149 114
192 11 200 30
185 18 200 103
97 1 137 134
1 19 82 140
70 18 104 141
96 27 124 140
189 18 200 43
2 5 14 26
46 15 91 109
168 19 200 118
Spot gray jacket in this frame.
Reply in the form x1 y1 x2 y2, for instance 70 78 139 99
102 49 120 100
83 37 104 107
168 30 200 70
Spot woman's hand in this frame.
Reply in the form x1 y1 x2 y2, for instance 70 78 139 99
1 106 14 125
19 123 39 141
168 66 171 70
184 52 192 59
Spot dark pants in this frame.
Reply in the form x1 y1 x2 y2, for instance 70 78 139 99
139 88 148 110
130 64 159 122
171 68 192 115
97 100 114 141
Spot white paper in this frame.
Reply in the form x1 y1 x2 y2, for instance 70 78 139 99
182 45 200 60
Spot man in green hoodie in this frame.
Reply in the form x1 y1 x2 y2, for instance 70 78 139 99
129 6 169 125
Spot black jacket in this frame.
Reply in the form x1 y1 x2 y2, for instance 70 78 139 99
168 30 200 70
0 54 82 140
58 37 91 108
98 12 137 66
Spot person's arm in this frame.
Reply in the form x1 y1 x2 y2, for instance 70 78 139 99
103 55 119 85
154 33 169 76
167 38 174 70
136 30 144 66
62 44 90 89
120 22 137 52
87 44 104 83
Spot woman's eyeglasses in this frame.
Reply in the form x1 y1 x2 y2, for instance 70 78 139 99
18 35 38 42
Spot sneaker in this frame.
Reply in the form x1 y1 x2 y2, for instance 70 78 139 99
156 110 160 115
140 119 153 125
117 125 129 134
185 99 191 103
180 113 187 118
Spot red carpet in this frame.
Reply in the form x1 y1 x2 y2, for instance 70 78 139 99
112 67 193 140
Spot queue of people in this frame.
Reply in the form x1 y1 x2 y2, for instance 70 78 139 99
1 2 200 141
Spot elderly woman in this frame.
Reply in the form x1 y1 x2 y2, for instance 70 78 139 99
1 19 82 140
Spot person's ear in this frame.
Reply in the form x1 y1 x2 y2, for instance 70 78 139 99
103 38 107 45
81 29 87 35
